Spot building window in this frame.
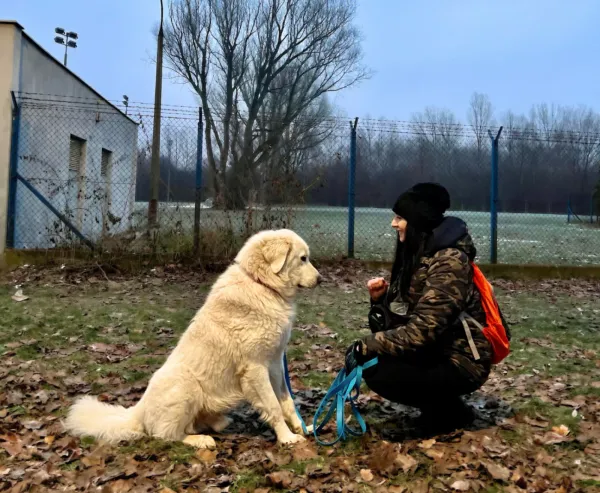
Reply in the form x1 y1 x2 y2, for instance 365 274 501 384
69 135 85 173
68 135 86 228
101 148 112 178
101 148 113 235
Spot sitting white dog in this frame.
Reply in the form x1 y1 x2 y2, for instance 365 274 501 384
65 229 321 449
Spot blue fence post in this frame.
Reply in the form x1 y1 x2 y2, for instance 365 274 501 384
488 126 503 264
347 118 358 258
6 92 21 248
193 107 204 255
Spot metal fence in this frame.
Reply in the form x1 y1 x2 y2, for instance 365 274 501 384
6 93 600 265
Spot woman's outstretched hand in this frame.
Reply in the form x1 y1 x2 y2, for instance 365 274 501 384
367 277 388 302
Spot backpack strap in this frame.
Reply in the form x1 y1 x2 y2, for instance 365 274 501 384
458 312 482 361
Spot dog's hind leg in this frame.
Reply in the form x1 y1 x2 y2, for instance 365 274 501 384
269 359 306 435
241 364 305 445
188 413 231 434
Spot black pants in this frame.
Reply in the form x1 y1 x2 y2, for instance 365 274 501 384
362 327 485 410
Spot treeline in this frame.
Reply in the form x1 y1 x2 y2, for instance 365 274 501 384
134 97 600 216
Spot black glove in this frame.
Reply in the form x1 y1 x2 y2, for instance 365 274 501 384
344 340 367 374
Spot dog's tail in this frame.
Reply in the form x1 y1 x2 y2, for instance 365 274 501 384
64 396 145 443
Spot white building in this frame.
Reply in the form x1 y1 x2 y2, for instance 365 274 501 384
0 20 138 255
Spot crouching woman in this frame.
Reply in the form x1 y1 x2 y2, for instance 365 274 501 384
345 183 510 426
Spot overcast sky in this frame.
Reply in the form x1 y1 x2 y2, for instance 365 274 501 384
5 0 600 123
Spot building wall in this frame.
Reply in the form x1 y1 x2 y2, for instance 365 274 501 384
0 23 22 258
7 28 138 249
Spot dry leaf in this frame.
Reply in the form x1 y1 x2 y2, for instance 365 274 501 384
266 471 293 489
196 449 218 463
12 289 29 302
291 443 318 461
408 479 430 493
368 441 399 473
360 469 374 482
418 438 436 450
425 448 444 460
395 454 418 473
551 425 570 436
483 462 511 481
451 480 470 491
265 450 292 466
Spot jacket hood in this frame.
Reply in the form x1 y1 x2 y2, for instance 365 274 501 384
424 216 477 260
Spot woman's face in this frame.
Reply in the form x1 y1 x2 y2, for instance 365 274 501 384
391 215 408 242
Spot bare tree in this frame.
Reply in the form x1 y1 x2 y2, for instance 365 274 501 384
467 92 495 153
163 0 368 208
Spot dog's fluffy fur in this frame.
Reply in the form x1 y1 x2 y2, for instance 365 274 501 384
65 229 321 449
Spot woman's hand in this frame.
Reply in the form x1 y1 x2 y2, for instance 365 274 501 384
367 277 388 302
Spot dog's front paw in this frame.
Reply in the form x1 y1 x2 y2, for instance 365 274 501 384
183 435 217 449
289 417 305 435
278 433 306 445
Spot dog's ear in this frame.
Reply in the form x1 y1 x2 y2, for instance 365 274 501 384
265 239 291 274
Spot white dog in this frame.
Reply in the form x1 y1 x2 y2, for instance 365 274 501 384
65 229 321 449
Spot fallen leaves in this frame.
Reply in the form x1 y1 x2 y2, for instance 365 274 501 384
417 438 436 449
195 448 218 463
1 269 600 492
359 468 374 482
551 425 570 437
395 454 419 474
266 470 294 488
450 479 470 491
11 288 29 302
482 461 511 482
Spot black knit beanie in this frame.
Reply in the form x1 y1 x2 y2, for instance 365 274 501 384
392 182 450 232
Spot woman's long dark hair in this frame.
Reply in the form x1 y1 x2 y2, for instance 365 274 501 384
390 223 429 299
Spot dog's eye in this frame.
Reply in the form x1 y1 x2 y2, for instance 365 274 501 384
301 256 308 262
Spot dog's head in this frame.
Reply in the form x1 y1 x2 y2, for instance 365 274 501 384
235 229 321 298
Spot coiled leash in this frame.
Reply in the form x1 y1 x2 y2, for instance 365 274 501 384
283 353 378 445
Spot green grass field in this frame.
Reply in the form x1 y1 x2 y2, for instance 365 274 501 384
136 203 600 265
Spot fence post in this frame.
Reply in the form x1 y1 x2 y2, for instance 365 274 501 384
193 107 204 255
488 126 503 264
6 92 21 248
347 117 358 258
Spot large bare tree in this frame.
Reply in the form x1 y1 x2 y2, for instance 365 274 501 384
163 0 368 207
467 92 495 153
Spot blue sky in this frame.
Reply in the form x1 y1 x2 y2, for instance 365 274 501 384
5 0 600 123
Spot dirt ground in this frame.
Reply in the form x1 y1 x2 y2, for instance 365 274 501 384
0 262 599 492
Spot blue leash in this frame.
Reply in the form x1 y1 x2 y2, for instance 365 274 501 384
283 353 378 445
283 353 309 435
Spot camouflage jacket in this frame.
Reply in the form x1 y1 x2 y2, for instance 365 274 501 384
363 217 494 384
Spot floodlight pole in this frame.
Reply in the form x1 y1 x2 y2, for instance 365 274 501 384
54 28 78 67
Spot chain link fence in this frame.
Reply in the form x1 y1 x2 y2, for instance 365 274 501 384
6 94 600 265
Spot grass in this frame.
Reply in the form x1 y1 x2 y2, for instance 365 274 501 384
1 270 599 491
132 203 600 265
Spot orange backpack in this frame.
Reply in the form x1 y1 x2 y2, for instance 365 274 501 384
459 263 511 365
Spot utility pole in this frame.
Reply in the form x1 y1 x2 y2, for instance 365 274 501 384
54 28 78 67
148 0 164 227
